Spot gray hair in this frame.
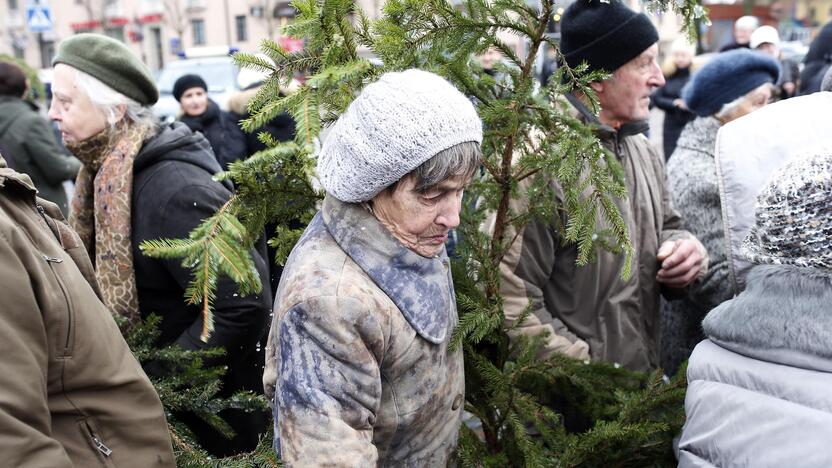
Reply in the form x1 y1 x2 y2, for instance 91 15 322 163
73 68 158 136
387 141 482 194
715 83 771 120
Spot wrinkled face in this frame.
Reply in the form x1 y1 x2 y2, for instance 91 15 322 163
48 64 108 144
725 83 772 123
673 48 693 69
180 87 208 116
593 44 665 127
370 174 468 257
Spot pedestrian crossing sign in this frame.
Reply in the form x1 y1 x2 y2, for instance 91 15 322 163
27 5 53 33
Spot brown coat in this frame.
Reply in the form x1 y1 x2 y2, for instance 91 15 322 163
0 158 175 467
497 98 700 372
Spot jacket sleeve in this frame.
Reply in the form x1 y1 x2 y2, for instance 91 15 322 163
274 296 384 465
22 118 80 185
667 159 732 310
157 183 271 365
0 231 74 467
492 182 590 361
650 85 677 112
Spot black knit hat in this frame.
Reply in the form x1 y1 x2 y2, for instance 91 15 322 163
561 0 659 74
53 33 158 105
173 74 207 102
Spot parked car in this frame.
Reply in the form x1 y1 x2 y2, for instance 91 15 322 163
153 47 240 123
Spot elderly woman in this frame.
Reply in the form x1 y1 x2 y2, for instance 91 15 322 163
650 38 696 159
678 151 832 466
48 33 271 456
661 49 779 375
262 69 482 465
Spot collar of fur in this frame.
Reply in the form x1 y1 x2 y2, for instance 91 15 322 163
704 264 832 371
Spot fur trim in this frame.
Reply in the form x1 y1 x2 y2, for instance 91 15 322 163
703 264 832 360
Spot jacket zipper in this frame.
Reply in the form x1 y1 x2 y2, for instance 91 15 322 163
83 420 113 458
36 204 73 354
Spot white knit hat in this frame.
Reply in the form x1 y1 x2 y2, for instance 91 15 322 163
317 69 482 203
742 151 832 271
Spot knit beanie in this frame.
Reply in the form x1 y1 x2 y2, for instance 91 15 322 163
742 151 832 271
173 74 208 102
560 0 659 74
317 69 482 203
682 49 780 117
52 33 158 105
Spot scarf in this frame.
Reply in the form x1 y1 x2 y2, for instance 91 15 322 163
68 122 149 327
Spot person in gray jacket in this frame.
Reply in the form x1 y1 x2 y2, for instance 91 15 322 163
678 150 832 468
0 62 80 215
662 49 779 374
262 69 482 465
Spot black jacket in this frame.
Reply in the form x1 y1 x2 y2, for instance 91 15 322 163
0 96 80 215
650 67 695 159
179 100 248 171
131 122 271 455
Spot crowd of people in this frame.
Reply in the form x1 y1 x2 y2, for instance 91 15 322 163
0 0 831 465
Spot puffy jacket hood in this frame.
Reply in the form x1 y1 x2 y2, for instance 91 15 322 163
135 121 232 191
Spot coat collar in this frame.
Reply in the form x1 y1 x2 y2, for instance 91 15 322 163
674 116 721 156
565 92 649 151
0 156 38 195
321 195 453 344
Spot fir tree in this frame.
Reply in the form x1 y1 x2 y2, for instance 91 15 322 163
141 0 706 464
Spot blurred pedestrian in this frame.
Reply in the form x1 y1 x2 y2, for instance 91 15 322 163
263 69 481 465
48 33 271 456
798 20 832 95
719 15 759 52
651 38 696 159
749 25 799 99
0 61 80 215
662 49 779 375
678 151 832 467
0 154 175 466
173 73 247 170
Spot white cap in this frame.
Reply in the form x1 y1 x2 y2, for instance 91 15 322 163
750 25 780 49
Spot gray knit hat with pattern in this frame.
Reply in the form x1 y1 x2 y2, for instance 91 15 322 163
317 69 482 203
742 151 832 271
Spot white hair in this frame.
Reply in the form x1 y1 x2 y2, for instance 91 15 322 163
715 82 771 120
72 68 158 136
735 15 760 31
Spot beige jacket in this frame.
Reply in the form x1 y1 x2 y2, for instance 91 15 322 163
0 158 175 467
497 98 701 372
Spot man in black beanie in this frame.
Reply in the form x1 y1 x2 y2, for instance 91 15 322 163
499 0 708 373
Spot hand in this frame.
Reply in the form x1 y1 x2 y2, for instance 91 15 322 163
672 98 688 111
656 238 706 288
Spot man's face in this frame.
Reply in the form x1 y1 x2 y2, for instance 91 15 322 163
735 26 754 45
593 44 665 127
370 174 468 258
180 87 209 117
48 64 108 144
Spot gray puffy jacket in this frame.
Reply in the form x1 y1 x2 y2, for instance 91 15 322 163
678 265 832 467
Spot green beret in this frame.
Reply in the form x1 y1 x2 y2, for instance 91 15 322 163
52 33 158 105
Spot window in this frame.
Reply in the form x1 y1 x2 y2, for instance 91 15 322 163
235 15 247 42
191 19 205 45
104 26 125 42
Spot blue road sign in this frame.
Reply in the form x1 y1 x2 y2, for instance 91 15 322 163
27 6 53 33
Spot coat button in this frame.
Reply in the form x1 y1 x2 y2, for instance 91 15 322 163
452 394 463 411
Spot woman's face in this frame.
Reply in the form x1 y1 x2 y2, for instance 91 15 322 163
180 87 208 116
673 49 693 69
724 84 772 123
370 174 468 258
48 64 109 144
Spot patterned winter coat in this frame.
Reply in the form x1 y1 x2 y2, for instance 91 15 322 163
263 195 465 466
662 116 734 374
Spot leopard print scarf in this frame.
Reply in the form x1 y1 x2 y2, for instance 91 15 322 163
68 122 149 328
